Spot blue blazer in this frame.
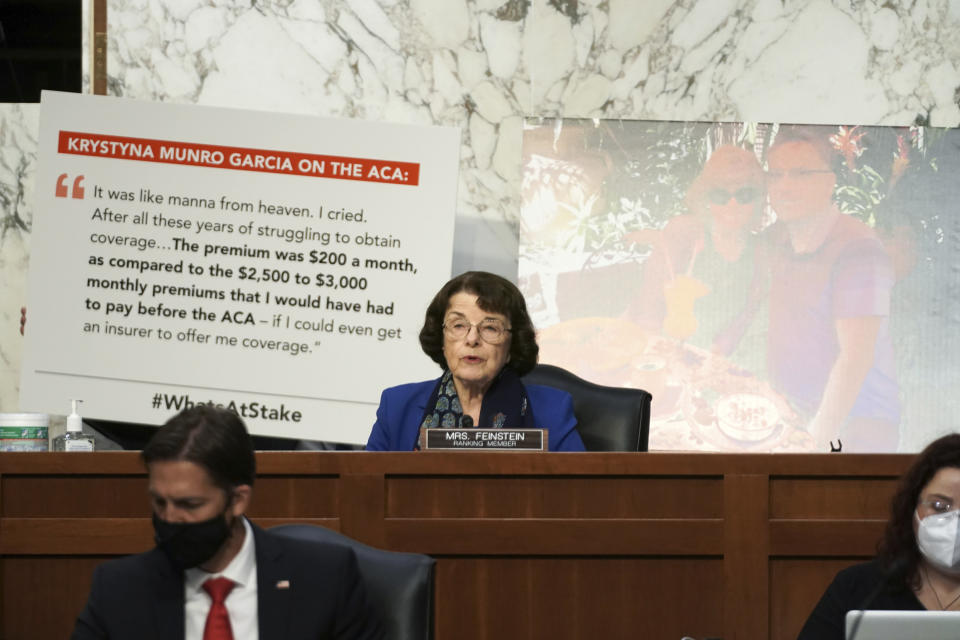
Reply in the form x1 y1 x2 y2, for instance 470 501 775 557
366 378 586 452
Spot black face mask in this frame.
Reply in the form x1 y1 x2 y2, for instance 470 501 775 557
152 509 233 570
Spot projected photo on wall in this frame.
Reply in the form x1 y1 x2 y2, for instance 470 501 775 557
519 119 959 453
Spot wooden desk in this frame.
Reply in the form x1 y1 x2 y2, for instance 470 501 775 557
0 452 910 639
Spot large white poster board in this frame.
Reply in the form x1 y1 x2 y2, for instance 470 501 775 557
21 92 460 443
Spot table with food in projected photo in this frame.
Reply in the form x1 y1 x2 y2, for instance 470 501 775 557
536 317 815 452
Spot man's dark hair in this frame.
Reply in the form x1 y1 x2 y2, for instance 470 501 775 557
878 432 960 587
142 405 256 490
419 270 539 376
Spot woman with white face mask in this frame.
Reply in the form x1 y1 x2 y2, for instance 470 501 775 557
797 433 960 639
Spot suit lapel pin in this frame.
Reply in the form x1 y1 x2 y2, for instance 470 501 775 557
275 579 290 589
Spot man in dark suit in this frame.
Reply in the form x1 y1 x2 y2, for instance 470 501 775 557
71 405 383 640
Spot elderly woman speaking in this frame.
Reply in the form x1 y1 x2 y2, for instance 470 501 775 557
365 271 585 451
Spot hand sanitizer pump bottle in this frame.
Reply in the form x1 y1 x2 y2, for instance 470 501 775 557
53 400 95 451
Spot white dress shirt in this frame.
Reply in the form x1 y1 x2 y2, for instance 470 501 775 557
184 516 259 640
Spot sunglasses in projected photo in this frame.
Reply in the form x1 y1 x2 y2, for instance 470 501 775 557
705 187 761 206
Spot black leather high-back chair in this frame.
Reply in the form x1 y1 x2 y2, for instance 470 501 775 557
523 364 652 451
270 524 435 640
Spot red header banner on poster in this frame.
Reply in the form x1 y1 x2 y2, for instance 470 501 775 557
58 130 420 185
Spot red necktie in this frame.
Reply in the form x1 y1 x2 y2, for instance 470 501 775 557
202 577 236 640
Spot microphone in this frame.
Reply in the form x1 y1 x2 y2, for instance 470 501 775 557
461 415 473 428
846 556 910 640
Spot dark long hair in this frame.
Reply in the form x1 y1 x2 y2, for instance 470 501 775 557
878 433 960 586
419 271 539 376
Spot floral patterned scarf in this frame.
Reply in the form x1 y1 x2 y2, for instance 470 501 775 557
419 368 536 434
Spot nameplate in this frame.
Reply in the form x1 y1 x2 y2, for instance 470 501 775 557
423 428 547 451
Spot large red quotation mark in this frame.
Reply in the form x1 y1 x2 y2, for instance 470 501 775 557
55 174 85 199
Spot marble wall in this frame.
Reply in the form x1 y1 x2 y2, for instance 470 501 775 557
2 0 959 445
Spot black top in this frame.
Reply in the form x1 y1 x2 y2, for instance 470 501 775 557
797 559 924 640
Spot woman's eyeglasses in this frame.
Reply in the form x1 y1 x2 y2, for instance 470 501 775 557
443 320 511 344
706 187 760 206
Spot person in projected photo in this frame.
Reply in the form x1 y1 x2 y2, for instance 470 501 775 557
798 433 960 639
626 145 767 374
365 271 586 452
763 127 899 452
